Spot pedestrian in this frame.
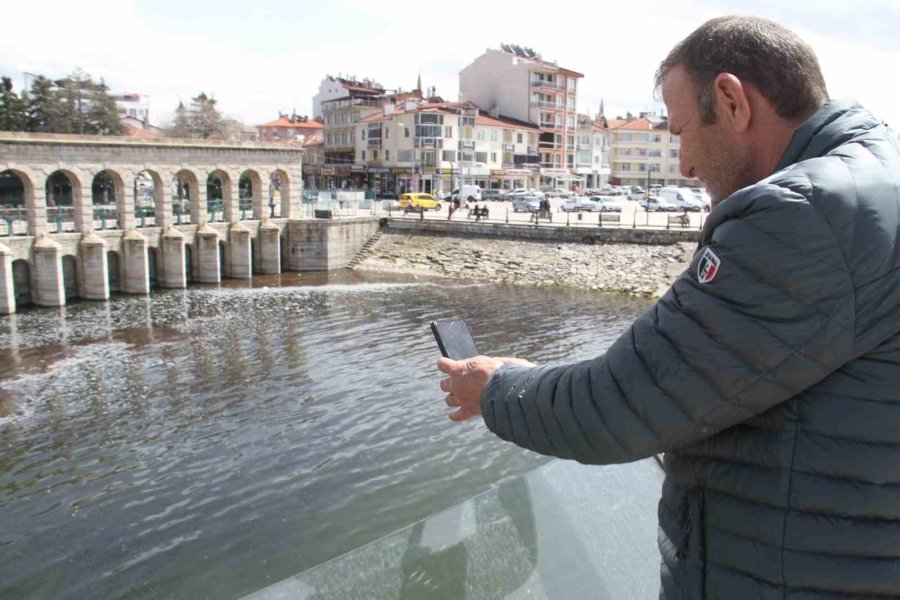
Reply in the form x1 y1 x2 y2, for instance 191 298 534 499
437 15 900 599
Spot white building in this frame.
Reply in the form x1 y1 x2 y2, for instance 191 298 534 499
575 114 611 190
110 93 150 123
460 44 583 187
312 75 384 121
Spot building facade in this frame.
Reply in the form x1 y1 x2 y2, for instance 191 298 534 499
459 44 583 189
257 114 323 144
607 114 699 189
575 115 611 190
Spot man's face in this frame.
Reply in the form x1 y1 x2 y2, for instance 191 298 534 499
661 66 754 205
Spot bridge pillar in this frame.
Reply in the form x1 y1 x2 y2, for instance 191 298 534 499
257 220 281 274
123 229 150 294
32 236 65 307
228 221 252 279
160 227 186 289
29 187 49 237
0 243 13 314
73 183 93 232
79 232 110 300
195 223 220 283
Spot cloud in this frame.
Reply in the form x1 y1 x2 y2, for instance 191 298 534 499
1 0 898 127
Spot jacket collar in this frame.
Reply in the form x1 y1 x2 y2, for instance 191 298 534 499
775 98 880 172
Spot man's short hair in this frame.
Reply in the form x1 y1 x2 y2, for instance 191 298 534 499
655 16 829 124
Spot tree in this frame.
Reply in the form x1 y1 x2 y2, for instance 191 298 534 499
167 101 192 138
0 76 27 131
86 78 123 135
189 92 224 139
26 75 62 133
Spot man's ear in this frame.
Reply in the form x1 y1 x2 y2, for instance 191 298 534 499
713 73 751 133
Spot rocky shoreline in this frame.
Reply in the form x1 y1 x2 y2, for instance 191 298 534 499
354 232 697 297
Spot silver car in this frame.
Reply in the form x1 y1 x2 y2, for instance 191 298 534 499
512 195 542 212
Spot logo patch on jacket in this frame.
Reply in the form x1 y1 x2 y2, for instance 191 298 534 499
697 247 721 283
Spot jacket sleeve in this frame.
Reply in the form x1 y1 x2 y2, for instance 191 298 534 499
480 184 857 464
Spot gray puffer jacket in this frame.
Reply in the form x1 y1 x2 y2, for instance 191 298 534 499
481 99 900 599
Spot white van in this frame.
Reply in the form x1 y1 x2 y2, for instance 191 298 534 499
449 185 482 203
657 187 703 212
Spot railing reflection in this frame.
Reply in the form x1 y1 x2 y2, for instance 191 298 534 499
242 458 665 600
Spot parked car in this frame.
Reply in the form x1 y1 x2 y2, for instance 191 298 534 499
561 196 595 212
657 187 703 212
399 193 441 211
545 187 573 198
446 184 482 203
641 196 679 212
506 188 530 198
588 196 623 212
512 195 542 212
628 186 647 201
481 189 503 201
690 188 712 211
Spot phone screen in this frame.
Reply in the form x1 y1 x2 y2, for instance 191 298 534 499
431 318 479 360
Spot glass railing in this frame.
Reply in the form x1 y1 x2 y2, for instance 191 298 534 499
241 458 664 600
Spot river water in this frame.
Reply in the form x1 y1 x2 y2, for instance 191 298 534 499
0 271 651 600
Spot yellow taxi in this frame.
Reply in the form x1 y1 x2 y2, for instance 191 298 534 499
399 193 441 211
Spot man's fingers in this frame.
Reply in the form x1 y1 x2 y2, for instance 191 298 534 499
437 356 462 374
444 394 457 407
448 407 476 422
439 377 452 393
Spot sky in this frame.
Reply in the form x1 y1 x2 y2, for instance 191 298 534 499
2 0 899 128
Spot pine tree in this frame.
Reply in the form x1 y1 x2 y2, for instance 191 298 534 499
189 92 224 139
0 76 27 131
87 78 123 135
26 76 61 132
167 101 192 138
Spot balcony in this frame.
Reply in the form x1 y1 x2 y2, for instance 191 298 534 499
367 138 382 148
530 101 561 110
530 79 565 90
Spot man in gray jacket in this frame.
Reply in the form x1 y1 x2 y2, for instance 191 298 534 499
438 16 900 599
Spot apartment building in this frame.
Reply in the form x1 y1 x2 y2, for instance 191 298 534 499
459 44 583 188
607 114 699 188
352 100 539 196
575 114 611 189
312 75 385 120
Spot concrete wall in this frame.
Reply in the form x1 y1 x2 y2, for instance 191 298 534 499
384 218 700 245
284 217 380 271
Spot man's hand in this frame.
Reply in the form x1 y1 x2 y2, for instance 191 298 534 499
437 356 536 422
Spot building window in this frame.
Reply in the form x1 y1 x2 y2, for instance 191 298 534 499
385 128 389 139
620 163 631 171
567 135 575 146
475 152 488 163
517 133 523 143
373 150 378 160
476 128 485 141
670 134 679 143
442 150 456 161
669 149 679 158
567 97 575 110
650 163 660 172
360 150 366 160
385 150 390 161
490 130 498 141
490 152 497 163
361 129 366 140
405 127 410 137
445 126 452 137
649 149 661 157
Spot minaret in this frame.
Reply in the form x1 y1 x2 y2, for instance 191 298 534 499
599 97 605 118
417 72 422 93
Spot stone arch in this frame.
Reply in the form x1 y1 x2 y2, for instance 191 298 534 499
92 169 126 230
134 169 163 228
107 250 121 293
239 169 263 220
62 254 78 300
269 169 290 218
147 247 159 288
173 169 199 225
206 170 231 223
12 259 31 307
0 169 32 236
46 170 81 233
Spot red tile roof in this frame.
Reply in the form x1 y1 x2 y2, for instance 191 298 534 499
122 123 164 139
257 117 323 129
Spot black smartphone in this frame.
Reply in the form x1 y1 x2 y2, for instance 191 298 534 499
431 318 479 360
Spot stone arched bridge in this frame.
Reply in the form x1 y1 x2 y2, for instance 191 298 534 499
0 132 377 314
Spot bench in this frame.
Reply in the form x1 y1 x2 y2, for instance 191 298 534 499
531 209 553 223
598 213 621 227
667 213 691 229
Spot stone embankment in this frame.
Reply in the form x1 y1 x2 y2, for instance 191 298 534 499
355 232 697 297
